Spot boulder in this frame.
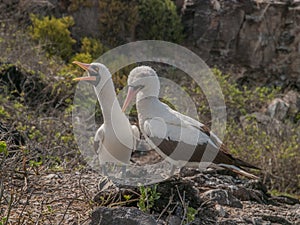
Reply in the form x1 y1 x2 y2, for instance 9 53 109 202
202 189 243 208
266 91 300 121
267 98 289 120
90 207 157 225
283 90 300 118
181 0 300 89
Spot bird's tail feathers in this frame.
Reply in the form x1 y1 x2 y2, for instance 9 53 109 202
218 164 259 179
234 158 261 170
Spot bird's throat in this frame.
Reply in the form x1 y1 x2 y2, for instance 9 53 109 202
95 78 123 123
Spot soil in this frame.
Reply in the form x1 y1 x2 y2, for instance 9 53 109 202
2 151 299 224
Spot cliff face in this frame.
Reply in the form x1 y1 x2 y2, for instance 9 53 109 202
2 0 299 89
181 0 300 89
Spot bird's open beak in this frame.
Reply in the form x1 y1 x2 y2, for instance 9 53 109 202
73 76 97 81
73 61 90 70
122 86 138 112
72 61 97 81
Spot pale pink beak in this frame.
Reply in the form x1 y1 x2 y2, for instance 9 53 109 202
73 76 97 81
72 61 91 70
72 61 97 81
122 86 138 112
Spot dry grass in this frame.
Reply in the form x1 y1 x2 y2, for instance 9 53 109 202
1 165 99 224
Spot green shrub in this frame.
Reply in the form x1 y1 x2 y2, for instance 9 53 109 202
98 0 139 46
58 52 93 79
137 0 184 42
226 118 300 194
214 68 278 115
80 37 106 59
203 69 298 194
58 37 106 78
0 141 8 156
185 207 198 224
138 185 160 213
0 105 10 119
56 38 104 77
68 0 94 12
183 68 299 194
97 0 184 46
193 68 279 120
29 14 76 59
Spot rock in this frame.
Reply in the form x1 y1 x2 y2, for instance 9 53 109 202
270 196 300 205
45 174 60 179
232 187 265 204
215 204 227 217
267 98 289 120
250 217 269 225
233 180 270 204
90 169 299 224
283 90 300 117
291 204 300 221
70 2 100 40
156 176 202 210
181 0 300 89
297 77 300 89
260 215 293 225
218 219 240 225
202 189 243 208
18 0 55 18
244 179 268 194
240 112 284 135
166 215 181 225
90 207 157 225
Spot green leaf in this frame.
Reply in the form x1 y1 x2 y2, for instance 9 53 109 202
0 141 8 156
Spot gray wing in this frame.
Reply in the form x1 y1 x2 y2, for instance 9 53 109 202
168 107 223 148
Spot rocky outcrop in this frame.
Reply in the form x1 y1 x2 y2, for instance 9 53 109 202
92 168 299 225
240 90 300 127
90 207 157 225
181 0 300 89
3 0 299 89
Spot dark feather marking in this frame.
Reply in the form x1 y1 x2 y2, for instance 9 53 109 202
150 137 259 170
199 125 211 137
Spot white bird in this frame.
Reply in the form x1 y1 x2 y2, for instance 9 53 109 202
122 66 259 179
73 61 139 174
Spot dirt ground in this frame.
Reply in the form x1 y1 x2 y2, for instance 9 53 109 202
1 150 299 225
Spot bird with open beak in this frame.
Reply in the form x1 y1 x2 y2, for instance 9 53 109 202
73 61 140 176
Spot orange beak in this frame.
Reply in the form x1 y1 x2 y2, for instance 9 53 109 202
122 86 139 112
72 61 97 81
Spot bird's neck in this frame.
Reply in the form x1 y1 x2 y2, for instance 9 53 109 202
136 96 162 125
137 95 159 104
94 78 123 123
